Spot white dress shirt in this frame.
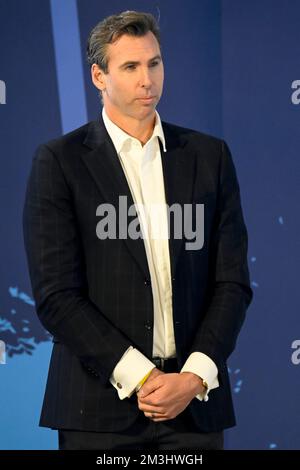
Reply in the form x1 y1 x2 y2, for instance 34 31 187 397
102 107 219 401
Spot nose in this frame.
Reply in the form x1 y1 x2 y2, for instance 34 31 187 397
139 67 152 89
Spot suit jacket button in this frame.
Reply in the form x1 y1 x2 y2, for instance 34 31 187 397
145 322 152 330
117 382 122 389
144 279 151 286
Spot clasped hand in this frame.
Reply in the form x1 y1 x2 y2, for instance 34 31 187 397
137 369 204 422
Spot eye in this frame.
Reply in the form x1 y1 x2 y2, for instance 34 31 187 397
125 64 136 71
150 61 159 67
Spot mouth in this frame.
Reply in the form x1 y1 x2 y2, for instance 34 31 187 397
137 96 156 103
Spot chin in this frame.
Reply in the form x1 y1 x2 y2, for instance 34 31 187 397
138 107 156 119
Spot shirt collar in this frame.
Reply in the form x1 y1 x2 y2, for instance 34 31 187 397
102 107 166 154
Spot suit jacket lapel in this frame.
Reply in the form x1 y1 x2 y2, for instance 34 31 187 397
81 117 196 280
160 124 196 278
81 118 150 280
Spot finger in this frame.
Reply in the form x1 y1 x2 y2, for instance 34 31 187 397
144 411 166 420
144 411 169 422
139 404 164 413
138 386 161 400
138 399 162 408
138 379 162 398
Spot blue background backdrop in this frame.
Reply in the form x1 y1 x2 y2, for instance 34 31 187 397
0 0 299 449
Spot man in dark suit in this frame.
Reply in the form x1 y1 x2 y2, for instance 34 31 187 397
23 11 252 450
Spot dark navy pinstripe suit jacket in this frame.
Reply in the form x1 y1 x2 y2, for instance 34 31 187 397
23 116 252 433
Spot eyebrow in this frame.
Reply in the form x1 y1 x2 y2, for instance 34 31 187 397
119 55 162 69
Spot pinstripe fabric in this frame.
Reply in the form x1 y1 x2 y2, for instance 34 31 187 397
22 116 252 432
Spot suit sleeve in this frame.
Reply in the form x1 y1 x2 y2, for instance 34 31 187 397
22 144 133 385
188 140 253 370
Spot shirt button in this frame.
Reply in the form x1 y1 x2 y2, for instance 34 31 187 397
117 383 122 389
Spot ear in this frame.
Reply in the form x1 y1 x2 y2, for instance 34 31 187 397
91 64 107 92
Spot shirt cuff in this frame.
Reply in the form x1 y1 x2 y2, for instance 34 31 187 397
110 347 156 400
180 352 219 402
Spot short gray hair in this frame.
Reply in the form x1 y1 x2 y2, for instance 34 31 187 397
86 10 161 73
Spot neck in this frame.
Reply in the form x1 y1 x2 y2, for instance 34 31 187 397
104 107 156 146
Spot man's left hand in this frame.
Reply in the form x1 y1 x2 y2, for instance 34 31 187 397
137 372 205 422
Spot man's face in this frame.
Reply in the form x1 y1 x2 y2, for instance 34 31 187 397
93 31 164 123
